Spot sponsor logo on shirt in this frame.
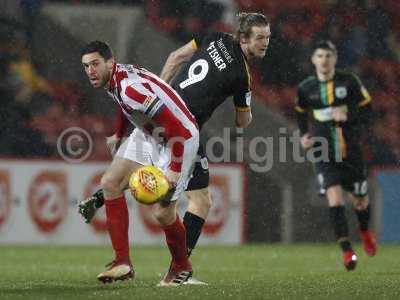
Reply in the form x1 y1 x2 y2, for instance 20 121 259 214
313 105 348 122
216 38 234 63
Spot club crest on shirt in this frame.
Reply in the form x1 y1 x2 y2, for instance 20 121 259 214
335 87 347 99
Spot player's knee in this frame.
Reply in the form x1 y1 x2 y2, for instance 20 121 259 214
198 189 212 210
187 189 212 214
101 174 121 195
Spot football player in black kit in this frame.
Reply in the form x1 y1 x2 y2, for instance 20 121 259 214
295 40 377 271
160 11 269 265
78 12 270 283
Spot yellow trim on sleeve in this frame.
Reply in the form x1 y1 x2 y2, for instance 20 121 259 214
295 105 306 113
358 87 371 107
236 106 251 112
358 86 372 107
358 97 372 107
191 39 198 50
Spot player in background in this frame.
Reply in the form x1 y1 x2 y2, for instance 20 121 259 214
81 41 199 286
79 12 270 282
295 40 377 271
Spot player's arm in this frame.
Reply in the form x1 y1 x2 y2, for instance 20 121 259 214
159 40 197 83
356 102 372 131
348 74 373 129
295 105 309 136
235 108 252 128
295 87 309 135
107 107 128 156
115 106 129 138
295 87 313 149
233 68 253 128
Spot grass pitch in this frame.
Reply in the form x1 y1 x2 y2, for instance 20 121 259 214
0 244 399 300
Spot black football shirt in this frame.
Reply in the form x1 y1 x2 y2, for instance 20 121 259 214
295 70 372 162
171 32 252 128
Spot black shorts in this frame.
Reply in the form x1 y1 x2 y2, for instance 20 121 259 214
185 144 210 191
315 160 368 197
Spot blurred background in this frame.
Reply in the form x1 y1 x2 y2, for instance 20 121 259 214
0 0 399 245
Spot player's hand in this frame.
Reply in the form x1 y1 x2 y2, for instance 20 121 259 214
300 133 314 150
158 169 179 204
106 134 123 156
332 107 347 122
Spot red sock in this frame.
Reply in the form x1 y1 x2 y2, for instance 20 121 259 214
162 216 191 271
105 196 130 261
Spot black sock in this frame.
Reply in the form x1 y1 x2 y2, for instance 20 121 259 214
354 204 370 231
329 206 352 252
183 212 205 257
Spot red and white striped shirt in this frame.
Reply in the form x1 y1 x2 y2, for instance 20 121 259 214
107 63 198 172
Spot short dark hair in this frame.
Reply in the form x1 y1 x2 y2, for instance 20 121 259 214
312 40 337 54
81 40 113 59
236 12 269 38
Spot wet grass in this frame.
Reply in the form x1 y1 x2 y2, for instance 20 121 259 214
0 244 399 300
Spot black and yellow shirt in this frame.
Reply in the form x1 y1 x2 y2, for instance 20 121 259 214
295 70 372 162
171 32 251 128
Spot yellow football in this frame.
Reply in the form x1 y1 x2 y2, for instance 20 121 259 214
129 165 170 205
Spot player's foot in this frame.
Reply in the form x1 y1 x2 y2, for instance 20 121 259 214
360 230 377 257
183 276 208 285
78 189 104 223
343 250 357 271
97 258 134 284
157 264 192 287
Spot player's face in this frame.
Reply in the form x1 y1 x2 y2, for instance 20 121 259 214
312 49 337 75
244 25 271 58
81 52 114 88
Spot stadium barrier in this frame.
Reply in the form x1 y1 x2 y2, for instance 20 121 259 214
374 168 400 243
0 160 245 245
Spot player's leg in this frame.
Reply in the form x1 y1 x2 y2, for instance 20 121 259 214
342 162 377 257
97 129 153 283
183 146 211 256
318 163 357 271
155 132 199 287
326 184 358 271
348 189 377 256
326 185 352 251
184 188 211 256
327 184 351 251
349 193 376 256
97 156 139 283
153 201 193 286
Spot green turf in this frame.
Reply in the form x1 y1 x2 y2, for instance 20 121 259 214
0 244 399 300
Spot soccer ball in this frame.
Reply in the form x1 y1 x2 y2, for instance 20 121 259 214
129 165 170 205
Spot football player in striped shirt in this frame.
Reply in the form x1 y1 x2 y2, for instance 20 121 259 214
81 41 199 286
